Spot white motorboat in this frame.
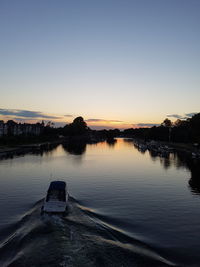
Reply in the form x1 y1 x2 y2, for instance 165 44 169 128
42 181 69 214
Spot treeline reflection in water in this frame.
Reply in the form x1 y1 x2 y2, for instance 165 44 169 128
132 140 200 196
0 142 61 160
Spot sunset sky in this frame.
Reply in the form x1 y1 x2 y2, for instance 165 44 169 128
0 0 199 129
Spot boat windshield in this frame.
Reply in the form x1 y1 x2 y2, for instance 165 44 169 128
46 189 66 202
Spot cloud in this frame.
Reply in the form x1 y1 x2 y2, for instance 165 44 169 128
89 125 116 130
87 119 158 129
167 114 183 119
0 109 61 120
136 123 160 127
13 117 36 122
167 112 198 120
185 112 198 117
86 119 102 122
64 114 73 117
86 118 123 123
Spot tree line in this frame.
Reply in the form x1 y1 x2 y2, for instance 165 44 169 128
123 113 200 144
1 113 199 145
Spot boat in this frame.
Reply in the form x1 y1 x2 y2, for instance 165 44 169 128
41 181 69 215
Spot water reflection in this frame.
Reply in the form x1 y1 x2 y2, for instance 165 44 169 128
176 153 200 194
123 138 135 144
133 140 200 195
38 143 60 156
62 140 87 155
171 152 200 194
106 138 117 147
0 142 60 160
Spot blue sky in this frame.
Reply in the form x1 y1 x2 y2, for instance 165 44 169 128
0 0 199 128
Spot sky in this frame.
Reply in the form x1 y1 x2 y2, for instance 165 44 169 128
0 0 199 129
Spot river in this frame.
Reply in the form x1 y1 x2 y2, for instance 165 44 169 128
0 138 200 266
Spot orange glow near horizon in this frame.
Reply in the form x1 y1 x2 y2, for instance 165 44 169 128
86 120 133 129
0 114 160 129
0 110 162 130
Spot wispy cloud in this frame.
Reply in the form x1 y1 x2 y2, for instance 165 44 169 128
136 123 160 127
13 117 36 122
167 114 183 119
86 118 123 123
0 108 62 120
167 112 198 119
64 114 73 117
185 112 198 117
89 125 116 130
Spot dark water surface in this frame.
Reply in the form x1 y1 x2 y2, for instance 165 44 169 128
0 138 200 266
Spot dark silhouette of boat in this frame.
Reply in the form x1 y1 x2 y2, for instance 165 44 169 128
41 181 68 215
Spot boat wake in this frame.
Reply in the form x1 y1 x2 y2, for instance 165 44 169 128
0 197 177 267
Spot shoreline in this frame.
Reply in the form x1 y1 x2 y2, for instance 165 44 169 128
0 135 105 159
132 137 200 158
167 142 199 153
0 140 62 159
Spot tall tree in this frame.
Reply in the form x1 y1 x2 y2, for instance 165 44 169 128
65 116 88 135
161 118 172 127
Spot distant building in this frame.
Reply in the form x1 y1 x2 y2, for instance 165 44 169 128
0 120 44 137
0 120 8 137
0 120 4 137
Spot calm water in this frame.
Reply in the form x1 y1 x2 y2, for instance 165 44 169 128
0 138 200 267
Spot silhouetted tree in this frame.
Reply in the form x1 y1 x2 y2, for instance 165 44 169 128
63 116 88 136
161 118 172 127
189 113 200 142
122 113 200 143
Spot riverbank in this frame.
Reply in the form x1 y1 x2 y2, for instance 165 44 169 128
132 138 200 159
0 134 106 159
0 142 59 159
167 142 199 153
